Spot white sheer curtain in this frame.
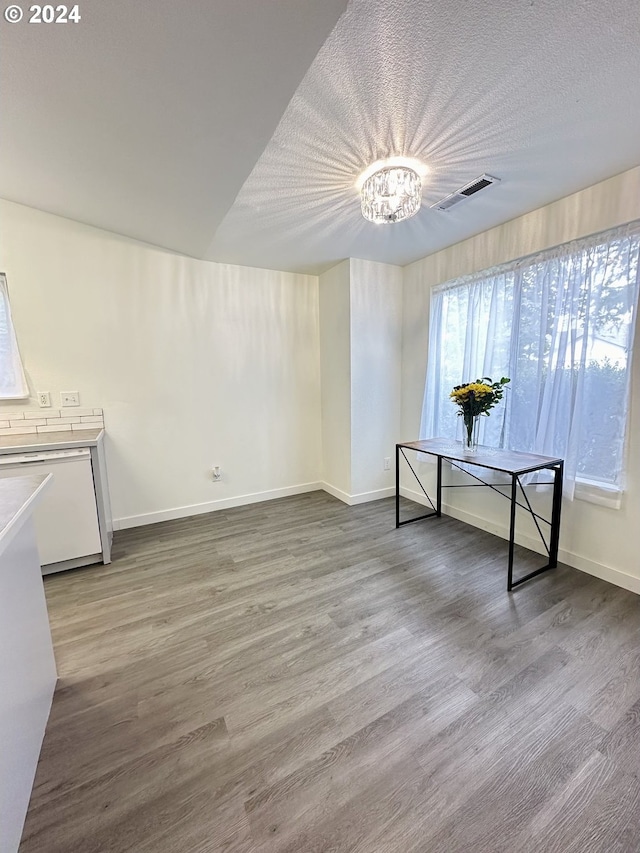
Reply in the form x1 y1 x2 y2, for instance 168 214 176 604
0 273 28 399
420 222 640 504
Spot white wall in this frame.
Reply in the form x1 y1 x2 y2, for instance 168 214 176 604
3 166 640 592
401 166 640 592
349 258 402 498
319 260 352 497
319 258 403 503
0 200 322 528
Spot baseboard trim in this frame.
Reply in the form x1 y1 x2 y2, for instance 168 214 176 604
350 486 396 505
115 482 639 596
564 554 640 595
320 482 352 504
321 483 396 506
113 482 323 530
400 486 640 595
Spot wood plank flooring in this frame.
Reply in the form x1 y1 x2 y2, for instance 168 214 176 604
18 491 640 852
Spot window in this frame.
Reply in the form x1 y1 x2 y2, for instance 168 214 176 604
420 222 640 504
0 273 28 399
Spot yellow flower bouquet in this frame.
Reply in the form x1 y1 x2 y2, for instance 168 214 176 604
450 376 510 450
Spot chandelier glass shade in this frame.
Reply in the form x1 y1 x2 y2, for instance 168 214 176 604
360 166 422 224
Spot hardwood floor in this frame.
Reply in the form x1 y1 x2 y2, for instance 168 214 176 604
18 491 640 853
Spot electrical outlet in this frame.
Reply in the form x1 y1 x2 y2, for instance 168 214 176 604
60 391 80 407
212 466 222 481
384 457 391 471
38 391 51 408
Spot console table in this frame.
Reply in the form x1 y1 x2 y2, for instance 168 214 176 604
395 439 563 591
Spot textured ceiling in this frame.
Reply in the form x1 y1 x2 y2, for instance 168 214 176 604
1 0 639 274
0 0 348 257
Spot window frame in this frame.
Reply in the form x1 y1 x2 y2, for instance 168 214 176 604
420 221 640 504
0 272 29 400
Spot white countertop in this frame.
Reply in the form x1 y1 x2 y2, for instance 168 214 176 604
0 428 104 455
0 474 52 555
0 475 57 853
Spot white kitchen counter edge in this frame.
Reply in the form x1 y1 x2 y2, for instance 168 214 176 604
0 474 52 557
0 428 105 455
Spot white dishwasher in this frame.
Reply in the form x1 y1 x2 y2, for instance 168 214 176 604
0 448 102 571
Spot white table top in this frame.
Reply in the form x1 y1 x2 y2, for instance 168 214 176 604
398 438 563 475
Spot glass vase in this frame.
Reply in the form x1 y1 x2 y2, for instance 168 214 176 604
463 415 480 453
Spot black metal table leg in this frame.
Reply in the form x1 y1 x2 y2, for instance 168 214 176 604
548 461 563 567
507 473 518 591
508 463 564 590
395 444 400 528
436 456 442 517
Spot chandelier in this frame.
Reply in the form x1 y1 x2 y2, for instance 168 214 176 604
360 165 422 224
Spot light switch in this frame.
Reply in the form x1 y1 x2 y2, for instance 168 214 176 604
60 391 80 407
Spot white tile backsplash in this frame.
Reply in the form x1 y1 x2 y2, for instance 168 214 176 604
61 408 95 417
11 418 46 427
0 426 38 435
0 409 105 435
36 424 74 433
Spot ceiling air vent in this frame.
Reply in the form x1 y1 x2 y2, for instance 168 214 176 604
431 174 501 211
